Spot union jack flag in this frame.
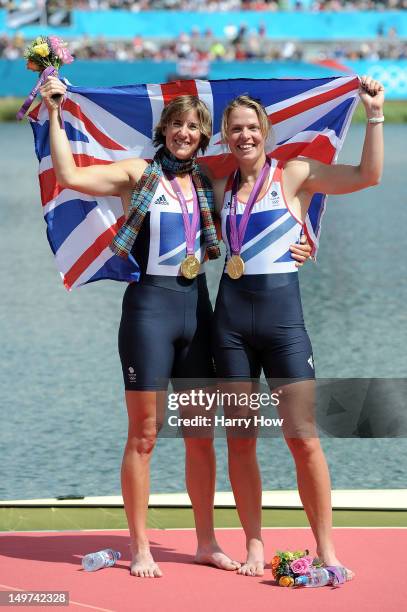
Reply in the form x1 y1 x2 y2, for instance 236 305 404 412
29 76 359 290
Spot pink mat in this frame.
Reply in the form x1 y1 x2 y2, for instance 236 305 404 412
0 528 404 612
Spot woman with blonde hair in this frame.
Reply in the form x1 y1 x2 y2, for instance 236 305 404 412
212 76 384 578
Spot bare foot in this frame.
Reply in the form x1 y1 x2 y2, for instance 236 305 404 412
315 552 355 581
195 545 241 571
130 549 163 578
237 538 264 577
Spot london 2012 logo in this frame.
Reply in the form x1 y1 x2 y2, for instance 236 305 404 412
368 64 406 97
128 367 137 383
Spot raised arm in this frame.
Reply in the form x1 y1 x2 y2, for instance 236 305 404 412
39 76 147 199
283 76 384 208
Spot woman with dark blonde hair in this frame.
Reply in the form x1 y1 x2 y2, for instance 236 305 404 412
39 78 311 578
39 82 232 577
212 78 384 579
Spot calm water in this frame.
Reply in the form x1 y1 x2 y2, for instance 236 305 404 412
0 123 406 500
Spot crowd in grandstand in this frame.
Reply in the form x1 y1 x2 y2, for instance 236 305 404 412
1 28 406 62
1 0 407 10
77 0 407 9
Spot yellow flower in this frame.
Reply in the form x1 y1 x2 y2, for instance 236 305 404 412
279 576 294 587
35 37 43 44
32 43 50 58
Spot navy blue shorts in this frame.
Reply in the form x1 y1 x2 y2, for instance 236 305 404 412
119 275 214 391
212 273 315 382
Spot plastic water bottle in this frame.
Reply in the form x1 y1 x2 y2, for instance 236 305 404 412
294 566 347 587
82 549 121 572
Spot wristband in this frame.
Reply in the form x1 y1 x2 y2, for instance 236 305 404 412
367 116 384 124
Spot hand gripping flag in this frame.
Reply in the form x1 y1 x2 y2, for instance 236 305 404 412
29 76 359 290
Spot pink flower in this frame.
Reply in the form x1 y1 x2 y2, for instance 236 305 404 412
48 36 63 54
48 36 74 65
290 557 312 575
48 35 61 46
58 47 74 64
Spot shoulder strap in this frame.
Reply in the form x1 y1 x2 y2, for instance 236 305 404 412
270 158 284 183
191 164 220 260
224 171 236 197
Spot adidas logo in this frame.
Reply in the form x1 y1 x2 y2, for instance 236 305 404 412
307 355 314 370
153 194 169 206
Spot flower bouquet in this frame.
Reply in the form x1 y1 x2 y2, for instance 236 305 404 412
271 549 322 587
24 35 74 73
17 36 74 120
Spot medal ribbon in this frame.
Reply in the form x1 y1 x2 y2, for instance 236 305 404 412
16 66 63 122
229 158 271 256
168 175 200 256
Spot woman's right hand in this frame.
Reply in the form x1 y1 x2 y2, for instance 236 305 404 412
39 76 67 113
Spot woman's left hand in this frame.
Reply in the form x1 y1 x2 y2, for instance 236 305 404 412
290 235 312 267
359 75 385 117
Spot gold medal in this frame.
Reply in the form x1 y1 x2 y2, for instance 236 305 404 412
181 255 200 279
226 254 245 280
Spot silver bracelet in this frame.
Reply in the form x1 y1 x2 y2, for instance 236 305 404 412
367 116 384 124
